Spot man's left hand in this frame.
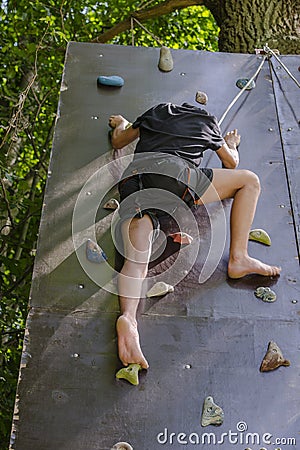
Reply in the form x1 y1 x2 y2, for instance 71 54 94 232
224 129 240 149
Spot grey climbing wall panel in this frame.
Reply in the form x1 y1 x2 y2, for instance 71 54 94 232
10 43 300 450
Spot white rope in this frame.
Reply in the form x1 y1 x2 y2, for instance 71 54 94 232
264 44 300 88
218 55 268 126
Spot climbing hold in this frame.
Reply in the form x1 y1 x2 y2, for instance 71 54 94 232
260 341 290 372
146 281 174 298
97 75 124 87
86 239 107 263
103 198 119 210
169 232 193 245
195 91 208 105
249 229 271 246
111 442 133 450
201 396 224 427
236 78 255 90
116 364 142 386
254 286 277 303
158 46 173 72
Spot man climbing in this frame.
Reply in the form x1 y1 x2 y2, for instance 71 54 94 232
109 102 281 370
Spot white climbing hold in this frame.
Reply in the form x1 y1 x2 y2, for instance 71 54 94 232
146 281 174 297
158 46 173 72
111 442 133 450
103 198 119 210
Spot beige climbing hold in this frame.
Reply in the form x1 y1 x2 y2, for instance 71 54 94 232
158 46 173 72
116 363 142 386
249 228 271 246
111 442 133 450
169 232 193 245
260 341 290 372
103 198 119 210
195 91 208 105
146 281 174 297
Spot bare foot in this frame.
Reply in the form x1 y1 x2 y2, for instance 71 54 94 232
228 255 281 279
116 315 149 369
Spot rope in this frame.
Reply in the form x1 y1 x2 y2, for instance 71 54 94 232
203 55 267 168
130 16 135 46
218 55 268 126
263 44 300 88
132 17 163 46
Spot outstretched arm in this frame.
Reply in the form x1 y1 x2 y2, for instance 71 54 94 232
216 129 240 169
109 114 140 149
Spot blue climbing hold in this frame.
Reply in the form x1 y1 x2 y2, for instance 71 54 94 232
236 78 255 90
86 239 107 263
97 75 124 87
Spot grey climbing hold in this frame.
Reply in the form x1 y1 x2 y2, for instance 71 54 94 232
249 228 271 246
158 46 173 72
103 198 119 210
111 442 133 450
260 341 290 372
254 286 277 303
116 363 142 386
195 91 208 105
97 75 124 87
146 281 174 298
86 239 107 263
201 396 224 427
236 78 255 90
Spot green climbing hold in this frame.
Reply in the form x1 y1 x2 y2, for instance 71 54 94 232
201 396 224 427
236 78 255 90
116 363 142 386
255 286 277 303
249 228 271 246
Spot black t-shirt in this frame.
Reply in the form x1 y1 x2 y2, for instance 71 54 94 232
132 102 225 166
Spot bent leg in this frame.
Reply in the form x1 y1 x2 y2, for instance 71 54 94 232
117 214 154 369
198 168 281 278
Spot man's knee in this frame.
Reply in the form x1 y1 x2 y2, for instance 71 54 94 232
121 214 154 264
243 169 261 193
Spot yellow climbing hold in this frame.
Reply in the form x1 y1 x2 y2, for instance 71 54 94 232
116 363 142 386
249 228 271 246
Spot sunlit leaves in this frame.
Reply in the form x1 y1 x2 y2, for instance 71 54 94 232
0 1 219 448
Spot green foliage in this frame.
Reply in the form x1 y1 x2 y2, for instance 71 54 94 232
0 1 218 448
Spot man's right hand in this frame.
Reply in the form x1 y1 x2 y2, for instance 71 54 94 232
109 115 128 129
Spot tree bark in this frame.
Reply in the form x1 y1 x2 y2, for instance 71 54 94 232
93 0 300 54
205 0 300 54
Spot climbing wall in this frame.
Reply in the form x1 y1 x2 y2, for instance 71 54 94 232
10 43 300 450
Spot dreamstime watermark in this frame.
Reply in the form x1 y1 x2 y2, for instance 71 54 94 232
72 151 227 294
156 421 297 447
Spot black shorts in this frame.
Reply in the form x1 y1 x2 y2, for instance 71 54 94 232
117 153 213 232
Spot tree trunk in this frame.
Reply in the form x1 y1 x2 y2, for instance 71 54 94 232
205 0 300 54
